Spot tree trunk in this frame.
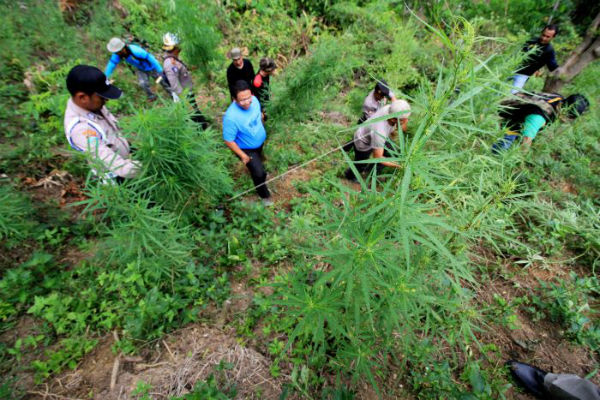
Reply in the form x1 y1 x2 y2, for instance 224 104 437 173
543 11 600 92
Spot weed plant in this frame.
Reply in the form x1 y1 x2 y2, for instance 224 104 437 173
121 101 233 212
264 17 519 395
269 34 361 123
167 0 222 81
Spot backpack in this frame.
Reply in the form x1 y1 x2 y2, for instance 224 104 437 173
499 92 564 126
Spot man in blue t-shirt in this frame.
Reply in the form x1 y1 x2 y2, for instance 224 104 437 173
105 37 172 101
223 80 272 205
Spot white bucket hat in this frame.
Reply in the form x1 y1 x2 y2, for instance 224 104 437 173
162 32 180 51
390 100 411 118
107 37 126 53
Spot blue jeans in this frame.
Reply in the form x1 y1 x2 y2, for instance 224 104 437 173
491 134 519 154
511 74 529 94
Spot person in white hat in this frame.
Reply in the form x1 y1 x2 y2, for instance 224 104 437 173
344 100 411 182
105 37 171 101
162 33 208 128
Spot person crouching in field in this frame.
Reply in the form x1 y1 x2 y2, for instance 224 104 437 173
64 65 140 184
343 79 398 152
223 80 273 206
345 100 411 182
491 92 589 153
105 37 172 101
359 79 398 123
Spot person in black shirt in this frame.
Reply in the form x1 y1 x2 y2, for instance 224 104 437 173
226 47 255 99
252 57 277 118
511 25 559 94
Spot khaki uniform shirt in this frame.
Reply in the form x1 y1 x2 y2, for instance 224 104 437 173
64 99 139 178
354 106 395 152
163 54 193 95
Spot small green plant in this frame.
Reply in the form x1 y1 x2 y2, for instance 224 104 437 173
31 337 97 383
0 184 35 243
531 272 600 351
169 374 236 400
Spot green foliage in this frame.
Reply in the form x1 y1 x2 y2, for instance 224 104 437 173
531 272 600 351
31 336 97 383
169 374 237 399
122 102 233 211
0 252 56 322
167 0 222 80
269 35 361 122
1 0 599 397
0 184 35 242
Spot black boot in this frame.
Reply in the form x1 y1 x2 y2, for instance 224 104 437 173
506 360 548 398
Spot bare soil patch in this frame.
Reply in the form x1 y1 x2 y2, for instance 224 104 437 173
32 324 283 400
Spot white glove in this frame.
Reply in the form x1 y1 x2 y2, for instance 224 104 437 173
172 92 180 103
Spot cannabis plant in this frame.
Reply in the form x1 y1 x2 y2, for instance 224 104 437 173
122 101 233 212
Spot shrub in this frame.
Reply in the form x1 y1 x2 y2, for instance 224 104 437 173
121 101 233 212
167 0 222 81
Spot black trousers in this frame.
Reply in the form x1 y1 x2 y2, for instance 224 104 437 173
241 145 270 199
342 113 369 152
344 143 391 181
188 95 209 130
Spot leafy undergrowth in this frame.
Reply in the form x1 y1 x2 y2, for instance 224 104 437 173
1 0 599 399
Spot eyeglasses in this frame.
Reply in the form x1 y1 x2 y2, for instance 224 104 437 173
237 97 252 104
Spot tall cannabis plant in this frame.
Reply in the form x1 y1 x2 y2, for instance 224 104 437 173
121 101 233 212
167 0 222 80
266 16 533 392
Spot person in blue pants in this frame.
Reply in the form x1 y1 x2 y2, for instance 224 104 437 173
491 92 588 153
105 37 172 101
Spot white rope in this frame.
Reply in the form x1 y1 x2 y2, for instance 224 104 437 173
227 139 353 202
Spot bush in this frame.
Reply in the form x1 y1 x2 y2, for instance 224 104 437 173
269 34 361 122
122 101 233 212
167 0 222 81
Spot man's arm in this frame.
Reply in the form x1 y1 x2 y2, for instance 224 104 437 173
104 54 120 78
547 47 559 71
145 51 163 74
226 67 236 98
224 140 250 164
131 45 163 73
71 128 140 177
372 148 401 168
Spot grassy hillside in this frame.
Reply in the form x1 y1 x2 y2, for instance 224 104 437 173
0 0 598 398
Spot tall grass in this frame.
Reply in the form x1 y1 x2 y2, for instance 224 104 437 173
0 184 35 242
268 34 361 122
